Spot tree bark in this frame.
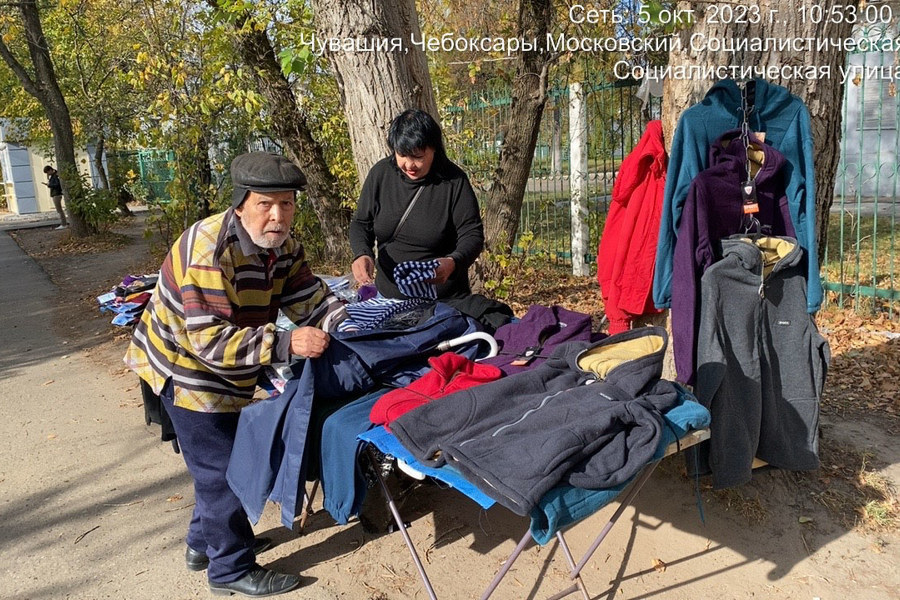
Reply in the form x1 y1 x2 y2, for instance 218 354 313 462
214 4 351 261
310 0 438 182
0 0 92 236
475 0 554 288
662 0 853 264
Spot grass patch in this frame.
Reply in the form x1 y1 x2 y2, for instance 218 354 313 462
822 209 900 313
710 486 770 524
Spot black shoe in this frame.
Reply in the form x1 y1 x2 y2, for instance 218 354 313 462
185 538 274 572
209 567 302 597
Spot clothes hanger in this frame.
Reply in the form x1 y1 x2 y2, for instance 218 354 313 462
738 79 767 236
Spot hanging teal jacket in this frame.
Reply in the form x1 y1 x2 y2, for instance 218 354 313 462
652 78 822 313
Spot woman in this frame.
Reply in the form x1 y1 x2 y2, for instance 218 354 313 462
349 109 484 300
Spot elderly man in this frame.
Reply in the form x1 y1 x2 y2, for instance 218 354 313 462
125 152 348 597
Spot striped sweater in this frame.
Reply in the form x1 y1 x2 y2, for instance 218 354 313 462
124 209 348 412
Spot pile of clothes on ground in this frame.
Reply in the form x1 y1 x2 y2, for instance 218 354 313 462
97 274 158 327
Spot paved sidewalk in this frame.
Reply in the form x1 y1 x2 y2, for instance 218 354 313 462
0 230 193 598
0 229 341 600
0 210 63 232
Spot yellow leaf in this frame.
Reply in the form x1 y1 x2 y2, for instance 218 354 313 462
652 558 667 573
799 516 813 524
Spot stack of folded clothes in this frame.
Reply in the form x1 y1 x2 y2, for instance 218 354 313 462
97 273 158 327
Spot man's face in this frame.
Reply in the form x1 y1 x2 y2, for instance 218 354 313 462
395 147 435 180
235 190 296 249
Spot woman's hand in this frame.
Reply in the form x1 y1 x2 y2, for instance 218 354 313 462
430 257 456 285
352 255 375 286
289 327 330 358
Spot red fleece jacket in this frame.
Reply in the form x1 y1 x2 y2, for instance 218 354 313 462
370 352 502 430
597 120 667 334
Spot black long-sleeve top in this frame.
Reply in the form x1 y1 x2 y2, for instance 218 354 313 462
349 155 484 299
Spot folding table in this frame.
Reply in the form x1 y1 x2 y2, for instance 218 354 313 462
357 391 710 600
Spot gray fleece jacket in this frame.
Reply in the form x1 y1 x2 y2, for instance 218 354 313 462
696 235 830 489
390 326 679 516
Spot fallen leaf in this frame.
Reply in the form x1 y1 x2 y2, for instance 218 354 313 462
166 494 184 503
47 434 57 440
799 516 814 524
652 558 667 573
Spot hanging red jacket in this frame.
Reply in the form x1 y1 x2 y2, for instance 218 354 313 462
370 352 502 431
597 120 667 334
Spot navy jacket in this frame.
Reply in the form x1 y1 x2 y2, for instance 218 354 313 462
227 302 481 528
391 327 679 516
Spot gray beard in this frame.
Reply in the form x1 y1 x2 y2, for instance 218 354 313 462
251 232 289 249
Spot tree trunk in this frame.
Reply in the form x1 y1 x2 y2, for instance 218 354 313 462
310 0 438 182
93 136 109 190
0 1 93 236
195 131 212 218
662 0 852 263
215 4 351 261
474 0 554 288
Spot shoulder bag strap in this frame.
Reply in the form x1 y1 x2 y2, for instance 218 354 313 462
379 186 425 250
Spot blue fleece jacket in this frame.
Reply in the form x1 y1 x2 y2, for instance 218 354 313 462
653 78 822 313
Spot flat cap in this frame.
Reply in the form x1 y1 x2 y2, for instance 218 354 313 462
231 152 307 208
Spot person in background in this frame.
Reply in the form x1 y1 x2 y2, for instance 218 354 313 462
349 108 484 300
42 165 67 229
124 152 348 597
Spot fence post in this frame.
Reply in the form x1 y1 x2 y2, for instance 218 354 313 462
569 82 590 276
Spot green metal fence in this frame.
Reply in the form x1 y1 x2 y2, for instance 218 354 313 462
445 78 660 265
135 149 176 202
823 27 900 316
125 49 899 317
445 58 899 316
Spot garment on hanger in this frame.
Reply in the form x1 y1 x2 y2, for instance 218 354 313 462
670 129 795 384
652 78 821 314
597 120 666 334
694 235 830 489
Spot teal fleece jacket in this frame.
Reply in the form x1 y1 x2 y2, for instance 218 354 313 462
652 78 822 313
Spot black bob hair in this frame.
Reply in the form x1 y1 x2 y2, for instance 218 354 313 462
387 109 447 159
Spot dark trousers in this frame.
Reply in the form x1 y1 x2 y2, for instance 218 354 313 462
160 381 255 583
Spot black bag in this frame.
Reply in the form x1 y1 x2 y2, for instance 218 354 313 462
141 379 179 453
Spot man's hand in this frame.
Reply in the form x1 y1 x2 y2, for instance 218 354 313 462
429 257 456 285
289 327 330 358
352 255 375 286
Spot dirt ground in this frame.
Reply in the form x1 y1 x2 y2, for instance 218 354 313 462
1 211 898 600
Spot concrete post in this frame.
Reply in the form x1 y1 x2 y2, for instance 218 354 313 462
568 82 590 276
